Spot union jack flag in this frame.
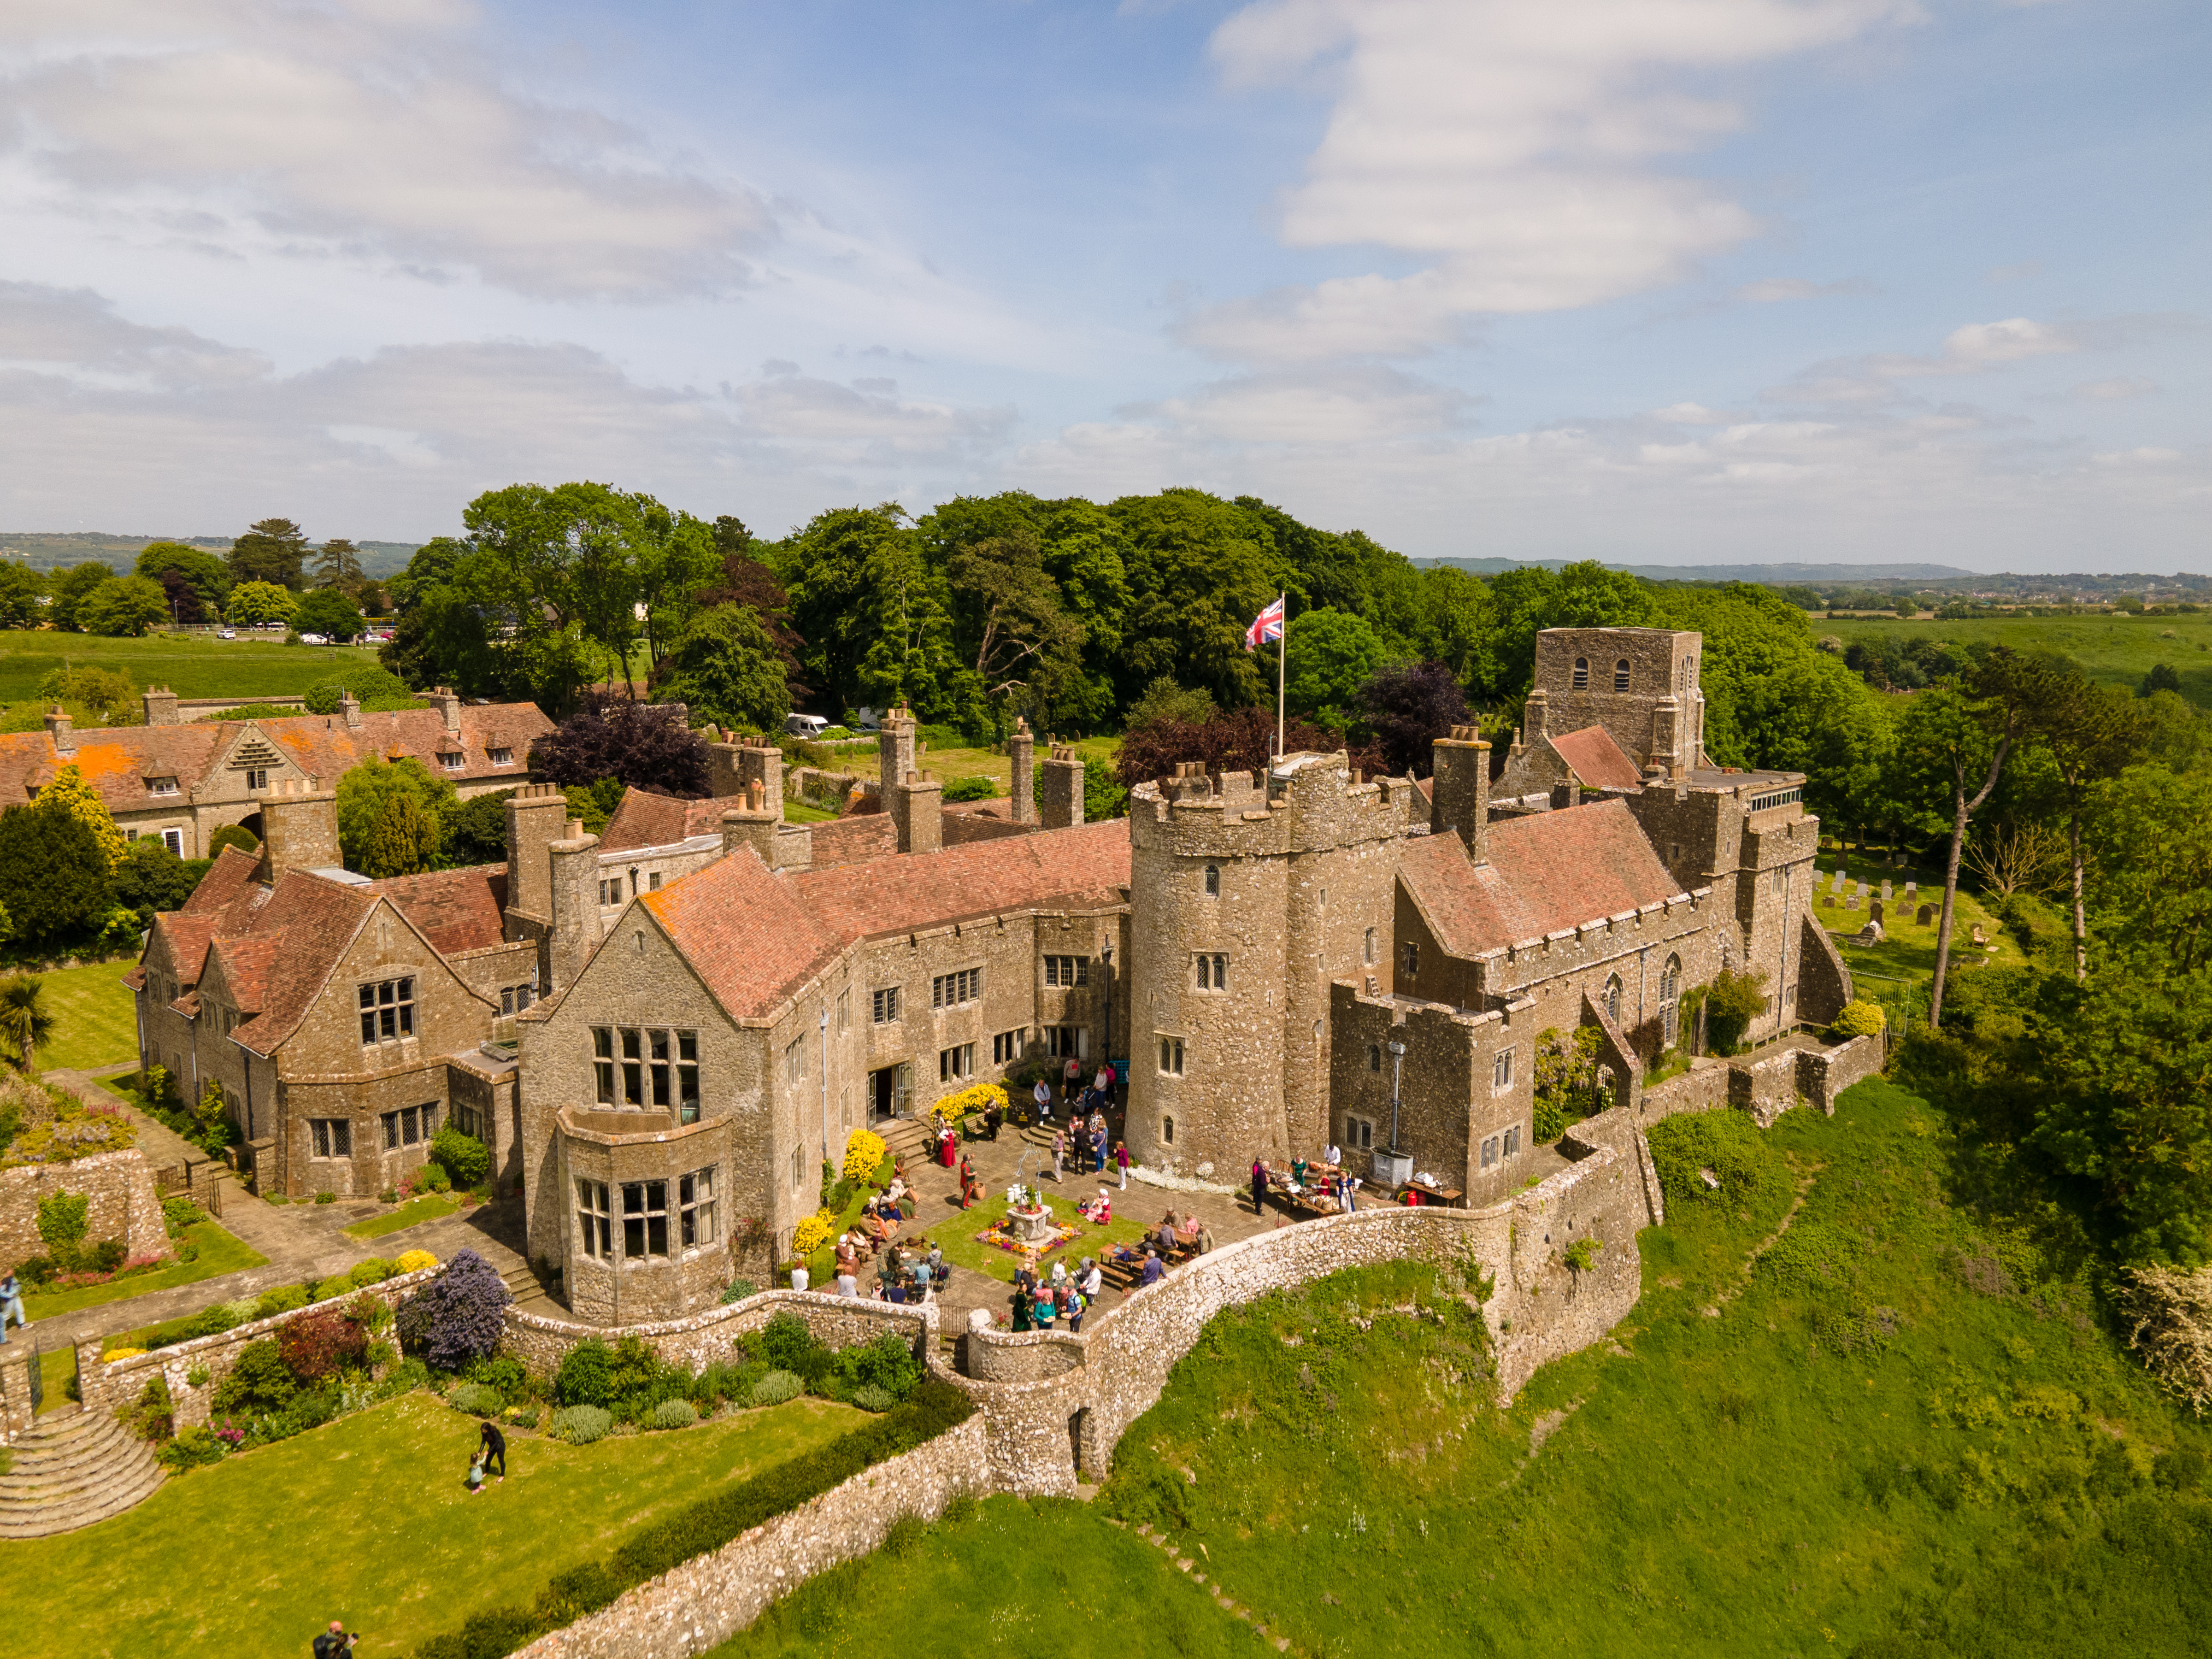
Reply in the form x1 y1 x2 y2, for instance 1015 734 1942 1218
1244 594 1284 651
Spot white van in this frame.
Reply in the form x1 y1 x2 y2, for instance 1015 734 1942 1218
784 714 830 739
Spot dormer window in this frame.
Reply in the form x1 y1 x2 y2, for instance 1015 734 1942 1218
488 747 514 766
437 751 464 771
1571 657 1588 690
146 776 179 796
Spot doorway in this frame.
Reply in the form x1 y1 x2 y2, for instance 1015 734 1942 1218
870 1064 909 1123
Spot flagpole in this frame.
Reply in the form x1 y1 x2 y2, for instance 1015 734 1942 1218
1275 590 1286 759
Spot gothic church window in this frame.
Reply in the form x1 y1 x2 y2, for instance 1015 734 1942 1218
1196 953 1227 990
1204 864 1220 897
1367 1044 1382 1072
1661 954 1682 1045
1604 975 1623 1026
1158 1035 1184 1075
1614 659 1631 691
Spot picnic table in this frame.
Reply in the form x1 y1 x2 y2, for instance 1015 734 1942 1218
1399 1178 1463 1206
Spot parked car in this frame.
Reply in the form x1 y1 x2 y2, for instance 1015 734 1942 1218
218 628 236 640
298 633 329 646
784 714 830 738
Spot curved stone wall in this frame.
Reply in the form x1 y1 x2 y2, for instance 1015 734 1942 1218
502 1288 933 1377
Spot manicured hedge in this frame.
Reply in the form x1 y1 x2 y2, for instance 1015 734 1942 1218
416 1377 974 1658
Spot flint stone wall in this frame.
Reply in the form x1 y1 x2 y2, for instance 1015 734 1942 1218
0 1148 168 1270
1800 1035 1883 1112
501 1290 932 1377
1730 1050 1802 1127
77 1264 440 1433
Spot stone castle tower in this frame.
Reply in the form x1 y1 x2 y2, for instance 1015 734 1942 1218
1125 753 1414 1175
1521 628 1707 780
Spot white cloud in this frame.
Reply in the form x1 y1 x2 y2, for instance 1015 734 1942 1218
1183 0 1918 362
2066 376 2157 401
1136 364 1475 443
1764 316 2087 405
1734 277 1873 303
0 0 774 300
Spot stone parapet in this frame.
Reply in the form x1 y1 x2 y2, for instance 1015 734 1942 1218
500 1290 933 1378
0 1148 168 1273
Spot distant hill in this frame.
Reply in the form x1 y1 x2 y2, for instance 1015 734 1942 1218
1414 557 1980 582
0 533 418 577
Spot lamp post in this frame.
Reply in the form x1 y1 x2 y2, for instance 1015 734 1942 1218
1375 1038 1414 1189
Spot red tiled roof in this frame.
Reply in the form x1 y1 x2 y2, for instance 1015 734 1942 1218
0 727 227 810
218 873 379 1054
367 865 510 956
600 788 729 852
793 818 1130 944
638 848 845 1021
805 814 896 870
138 846 267 988
1548 725 1643 791
1399 800 1683 958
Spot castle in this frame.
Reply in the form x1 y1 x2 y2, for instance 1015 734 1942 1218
129 627 1853 1326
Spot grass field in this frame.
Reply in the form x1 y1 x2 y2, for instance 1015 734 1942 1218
713 1080 2212 1659
1812 851 2018 1026
4 1389 866 1659
922 1185 1152 1288
342 1193 463 1239
1824 612 2212 705
27 959 141 1072
0 628 382 706
21 1218 265 1322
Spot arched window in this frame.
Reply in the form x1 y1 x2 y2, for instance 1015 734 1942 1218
1613 658 1631 692
1571 657 1589 690
1603 974 1623 1026
1204 864 1220 898
1660 954 1682 1046
1162 1116 1175 1145
1367 1043 1382 1072
1363 926 1376 965
1679 655 1693 692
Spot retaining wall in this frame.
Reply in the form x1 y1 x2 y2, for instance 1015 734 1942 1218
0 1147 168 1270
501 1291 933 1377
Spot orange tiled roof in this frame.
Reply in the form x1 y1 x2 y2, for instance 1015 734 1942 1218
1398 799 1683 959
638 848 845 1022
599 788 729 852
793 818 1130 944
222 874 380 1054
366 865 510 956
1548 724 1644 791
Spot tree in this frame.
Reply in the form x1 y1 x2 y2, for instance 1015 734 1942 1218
79 576 170 637
653 605 794 734
311 537 365 592
226 581 297 628
771 504 953 721
2139 663 2183 699
2083 766 2212 981
228 518 310 589
0 976 54 1073
134 542 230 613
0 563 45 629
335 754 457 871
111 837 204 917
362 793 441 878
0 800 112 947
458 482 647 706
48 562 114 632
37 667 138 727
40 763 128 872
945 529 1086 722
443 790 518 866
2025 663 2147 981
1274 608 1387 730
153 570 205 624
1116 706 1383 791
1356 660 1472 779
695 517 808 707
1125 677 1216 731
529 696 712 797
293 587 365 642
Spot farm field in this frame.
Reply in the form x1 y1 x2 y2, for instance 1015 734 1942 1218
1824 612 2212 705
0 629 382 706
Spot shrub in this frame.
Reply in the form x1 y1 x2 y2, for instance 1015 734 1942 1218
506 1403 542 1431
749 1370 802 1408
277 1309 369 1384
1704 967 1771 1055
465 1354 529 1404
1563 1236 1602 1274
941 775 995 801
934 1081 1007 1126
2114 1263 2212 1417
448 1383 503 1417
180 1302 241 1340
830 1332 923 1404
212 1339 296 1415
314 1191 336 1204
555 1341 614 1408
396 1249 437 1274
551 1405 614 1445
650 1399 698 1430
790 1209 836 1256
847 1384 896 1413
753 1311 827 1374
347 1257 394 1287
35 1190 89 1255
429 1125 491 1189
840 1128 887 1183
883 1512 926 1556
394 1249 510 1371
1829 1000 1888 1040
220 1296 262 1324
252 1284 309 1320
118 1373 175 1442
1645 1111 1774 1210
161 1195 207 1235
156 1426 226 1473
312 1275 358 1302
720 1279 759 1305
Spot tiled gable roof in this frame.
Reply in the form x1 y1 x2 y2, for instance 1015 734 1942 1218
805 813 896 870
1399 800 1683 959
0 727 227 810
366 865 510 956
638 849 844 1021
253 705 552 792
220 873 378 1054
135 846 267 991
600 788 727 852
792 818 1131 944
1548 724 1644 791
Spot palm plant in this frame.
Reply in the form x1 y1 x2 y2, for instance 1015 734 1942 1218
0 975 54 1073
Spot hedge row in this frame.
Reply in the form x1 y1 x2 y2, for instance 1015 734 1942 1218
415 1376 975 1658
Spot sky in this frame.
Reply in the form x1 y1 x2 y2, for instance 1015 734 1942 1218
0 0 2205 572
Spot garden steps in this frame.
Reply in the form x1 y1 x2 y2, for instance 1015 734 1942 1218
876 1115 938 1168
498 1258 561 1316
0 1407 165 1536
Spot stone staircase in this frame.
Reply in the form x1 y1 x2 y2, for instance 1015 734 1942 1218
498 1257 562 1317
0 1407 165 1537
876 1115 939 1169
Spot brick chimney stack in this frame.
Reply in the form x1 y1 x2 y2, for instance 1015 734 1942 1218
141 686 180 726
1008 717 1036 825
1041 744 1085 830
257 777 340 883
44 707 73 753
1429 725 1490 864
892 769 942 855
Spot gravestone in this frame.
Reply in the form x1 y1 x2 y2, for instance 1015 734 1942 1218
1857 882 1870 898
1847 894 1860 910
1871 900 1884 924
1916 903 1934 925
1831 870 1846 891
1856 920 1884 944
1905 882 1917 899
1881 881 1893 901
1823 895 1836 909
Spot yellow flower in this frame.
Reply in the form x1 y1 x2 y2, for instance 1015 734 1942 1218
103 1347 147 1361
841 1128 888 1182
791 1210 837 1255
395 1249 438 1273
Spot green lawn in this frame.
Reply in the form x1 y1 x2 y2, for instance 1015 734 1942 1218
22 1218 265 1322
342 1193 462 1240
4 1389 867 1659
1824 612 2212 706
34 1348 75 1417
781 798 838 824
720 1081 2212 1658
30 960 141 1073
0 628 382 706
1814 851 2019 1026
920 1186 1153 1288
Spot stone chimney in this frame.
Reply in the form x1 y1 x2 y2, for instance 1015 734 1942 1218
1428 725 1490 864
1007 717 1036 825
141 686 180 726
256 777 340 882
44 707 73 753
341 690 362 730
720 780 781 865
877 704 917 800
502 782 571 939
892 769 942 855
429 686 462 734
546 819 603 998
1041 744 1085 830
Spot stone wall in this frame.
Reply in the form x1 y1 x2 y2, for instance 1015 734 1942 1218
1799 1034 1883 1113
512 1416 991 1659
1641 1060 1733 1123
77 1263 440 1432
1730 1049 1802 1127
0 1148 167 1270
501 1290 932 1378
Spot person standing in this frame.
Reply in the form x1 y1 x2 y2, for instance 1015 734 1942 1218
0 1269 25 1341
1250 1158 1271 1218
1079 1256 1103 1306
1062 1053 1083 1107
1344 1172 1360 1214
313 1623 357 1659
1051 1127 1066 1183
1114 1141 1130 1189
473 1419 506 1488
